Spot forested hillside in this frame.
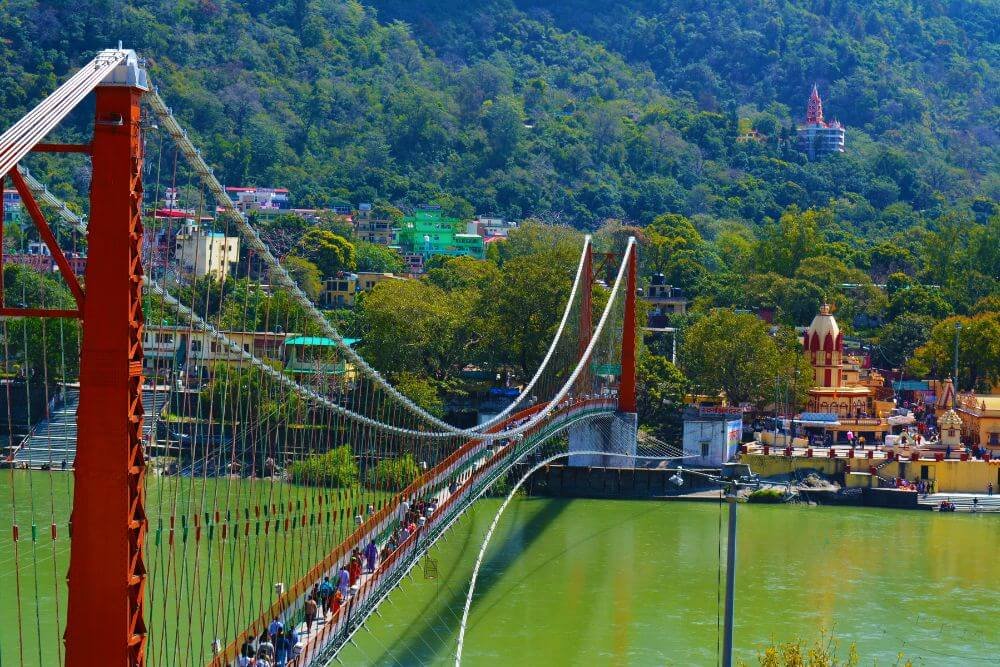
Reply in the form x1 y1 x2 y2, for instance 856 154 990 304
2 0 998 425
2 0 995 233
375 0 998 181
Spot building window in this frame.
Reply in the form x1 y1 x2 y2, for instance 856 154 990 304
701 441 710 457
191 340 202 352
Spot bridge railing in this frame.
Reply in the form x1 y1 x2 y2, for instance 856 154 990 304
298 398 616 666
215 398 616 665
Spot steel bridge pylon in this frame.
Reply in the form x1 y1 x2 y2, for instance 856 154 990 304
569 237 638 467
0 48 151 666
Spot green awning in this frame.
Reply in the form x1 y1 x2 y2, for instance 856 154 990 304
285 336 359 347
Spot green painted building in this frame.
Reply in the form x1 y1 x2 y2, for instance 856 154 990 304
395 207 484 260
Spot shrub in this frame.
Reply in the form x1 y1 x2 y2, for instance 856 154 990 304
287 446 358 487
368 454 421 491
739 631 911 667
747 488 786 504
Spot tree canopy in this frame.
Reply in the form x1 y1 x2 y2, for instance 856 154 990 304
680 309 810 411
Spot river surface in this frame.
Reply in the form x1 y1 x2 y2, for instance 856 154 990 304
341 497 1000 666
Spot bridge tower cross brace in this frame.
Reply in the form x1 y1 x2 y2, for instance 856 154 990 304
64 80 148 665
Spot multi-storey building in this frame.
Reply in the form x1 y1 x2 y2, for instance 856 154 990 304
174 221 240 281
466 216 517 239
395 207 484 266
356 271 407 291
321 272 359 308
353 203 396 245
5 241 87 276
797 85 845 160
224 186 291 213
644 274 688 326
142 325 291 381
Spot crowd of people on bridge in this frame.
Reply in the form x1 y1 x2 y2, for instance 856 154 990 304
234 493 442 666
225 395 617 664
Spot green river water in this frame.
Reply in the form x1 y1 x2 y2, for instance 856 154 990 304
341 497 999 666
2 472 998 665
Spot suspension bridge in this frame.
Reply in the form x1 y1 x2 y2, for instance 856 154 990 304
0 49 673 666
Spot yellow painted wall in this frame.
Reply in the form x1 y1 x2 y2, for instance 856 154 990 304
741 453 1000 494
893 459 1000 494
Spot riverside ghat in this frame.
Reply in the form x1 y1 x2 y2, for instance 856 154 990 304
735 305 1000 508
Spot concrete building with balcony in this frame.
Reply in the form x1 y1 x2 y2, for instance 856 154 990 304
3 189 21 216
356 271 407 291
224 186 291 213
321 273 359 308
142 325 291 383
643 274 687 326
466 216 517 239
283 336 359 386
5 241 87 277
401 252 425 275
353 203 396 245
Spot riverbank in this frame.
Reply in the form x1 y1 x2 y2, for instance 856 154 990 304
527 465 1000 512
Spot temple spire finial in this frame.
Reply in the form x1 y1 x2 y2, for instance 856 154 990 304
806 84 824 125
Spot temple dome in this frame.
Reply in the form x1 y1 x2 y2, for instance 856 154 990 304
938 409 962 430
806 303 841 351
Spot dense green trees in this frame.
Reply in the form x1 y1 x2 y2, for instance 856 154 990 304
353 224 583 410
355 242 406 274
910 314 1000 392
355 279 468 378
282 256 324 301
1 265 80 381
293 229 356 278
680 309 810 411
875 314 936 370
4 0 992 234
368 454 421 490
636 352 688 442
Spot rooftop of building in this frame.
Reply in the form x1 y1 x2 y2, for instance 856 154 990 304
956 394 1000 413
224 186 290 193
144 324 291 337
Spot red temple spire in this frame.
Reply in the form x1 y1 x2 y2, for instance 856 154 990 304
806 84 824 125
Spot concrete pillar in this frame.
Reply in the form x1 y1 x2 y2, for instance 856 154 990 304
567 418 602 467
567 412 637 468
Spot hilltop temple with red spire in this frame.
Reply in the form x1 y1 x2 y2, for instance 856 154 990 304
797 85 845 159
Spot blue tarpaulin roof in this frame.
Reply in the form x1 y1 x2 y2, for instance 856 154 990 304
892 380 930 391
797 412 839 423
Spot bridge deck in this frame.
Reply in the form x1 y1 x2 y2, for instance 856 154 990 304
221 398 617 666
